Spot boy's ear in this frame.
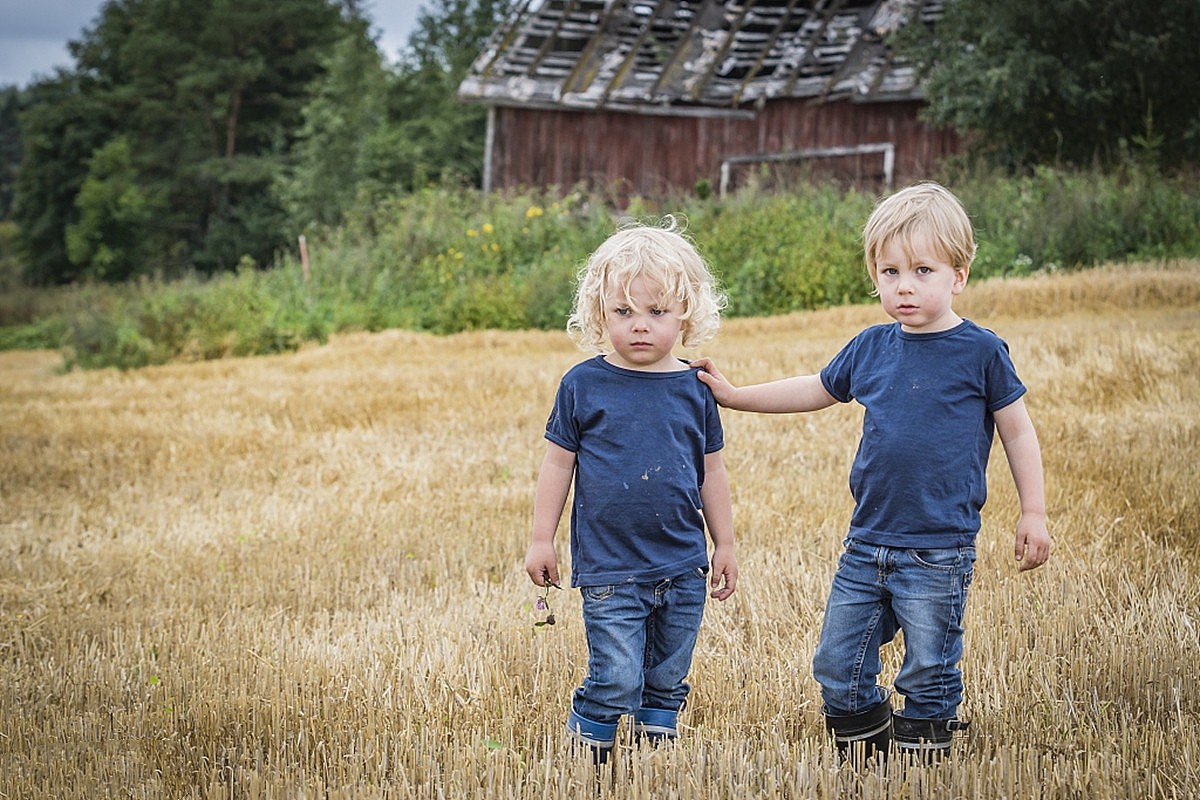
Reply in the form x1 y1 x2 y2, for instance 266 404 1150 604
952 265 970 294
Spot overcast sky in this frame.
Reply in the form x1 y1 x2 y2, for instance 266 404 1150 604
0 0 428 88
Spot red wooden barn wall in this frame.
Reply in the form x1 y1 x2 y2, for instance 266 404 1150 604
488 99 961 196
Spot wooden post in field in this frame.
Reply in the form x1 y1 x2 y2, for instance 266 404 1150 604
299 235 311 283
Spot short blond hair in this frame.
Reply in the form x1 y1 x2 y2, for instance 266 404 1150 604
567 216 726 354
863 182 977 285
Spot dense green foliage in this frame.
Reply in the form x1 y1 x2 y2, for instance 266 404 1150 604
955 167 1200 272
896 0 1200 169
698 188 875 317
3 166 1198 370
14 0 354 284
4 0 506 286
0 87 20 219
278 0 507 231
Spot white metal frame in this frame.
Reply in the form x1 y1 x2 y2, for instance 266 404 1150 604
719 142 895 196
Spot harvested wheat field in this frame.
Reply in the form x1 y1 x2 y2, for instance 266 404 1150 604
2 262 1199 799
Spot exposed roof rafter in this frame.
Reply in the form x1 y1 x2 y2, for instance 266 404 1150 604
458 0 941 115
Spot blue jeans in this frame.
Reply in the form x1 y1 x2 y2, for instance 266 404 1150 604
570 567 708 726
812 540 975 720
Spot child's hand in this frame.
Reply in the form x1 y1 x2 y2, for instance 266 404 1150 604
1014 513 1050 571
710 545 738 601
690 358 738 406
525 542 560 587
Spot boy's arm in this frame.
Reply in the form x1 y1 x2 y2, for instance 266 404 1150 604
700 450 738 601
994 397 1050 572
525 442 576 586
691 358 837 413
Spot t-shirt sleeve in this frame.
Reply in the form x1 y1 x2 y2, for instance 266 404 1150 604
704 388 725 454
819 337 859 404
985 339 1027 412
544 376 580 452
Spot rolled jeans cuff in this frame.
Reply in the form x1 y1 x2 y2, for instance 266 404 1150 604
633 706 679 739
566 708 617 749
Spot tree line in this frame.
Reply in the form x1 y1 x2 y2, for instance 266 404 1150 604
2 0 1197 289
896 0 1200 170
0 0 507 286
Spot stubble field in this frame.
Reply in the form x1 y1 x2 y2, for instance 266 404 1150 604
2 262 1198 799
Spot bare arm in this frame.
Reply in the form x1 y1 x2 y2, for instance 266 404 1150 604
691 357 837 413
700 450 737 601
994 397 1050 571
525 442 576 586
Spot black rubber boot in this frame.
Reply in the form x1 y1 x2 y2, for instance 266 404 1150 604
824 693 893 765
892 715 970 762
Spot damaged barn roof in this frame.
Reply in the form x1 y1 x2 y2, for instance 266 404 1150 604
458 0 942 116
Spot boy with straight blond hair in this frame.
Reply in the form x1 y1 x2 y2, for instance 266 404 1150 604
693 181 1050 761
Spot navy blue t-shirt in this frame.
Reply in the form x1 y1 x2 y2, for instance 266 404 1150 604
820 320 1026 548
546 356 724 587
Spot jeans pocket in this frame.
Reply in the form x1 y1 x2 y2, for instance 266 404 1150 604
909 546 976 572
909 547 962 571
582 584 616 602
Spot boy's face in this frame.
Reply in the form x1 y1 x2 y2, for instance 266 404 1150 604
874 232 968 333
602 275 685 371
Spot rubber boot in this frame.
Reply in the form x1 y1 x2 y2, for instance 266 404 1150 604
824 692 893 765
565 708 617 765
892 715 970 762
633 706 678 745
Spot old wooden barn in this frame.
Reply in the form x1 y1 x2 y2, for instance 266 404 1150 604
457 0 960 197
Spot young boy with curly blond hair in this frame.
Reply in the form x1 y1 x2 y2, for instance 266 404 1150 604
525 217 738 765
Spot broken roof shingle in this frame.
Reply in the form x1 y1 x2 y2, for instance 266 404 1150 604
458 0 942 114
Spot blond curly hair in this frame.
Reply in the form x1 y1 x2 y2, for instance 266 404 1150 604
567 216 726 354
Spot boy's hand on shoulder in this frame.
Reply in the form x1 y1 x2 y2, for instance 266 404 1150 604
1014 513 1050 572
709 545 738 601
690 358 737 407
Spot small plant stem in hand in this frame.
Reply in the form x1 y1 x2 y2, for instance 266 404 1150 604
534 572 561 627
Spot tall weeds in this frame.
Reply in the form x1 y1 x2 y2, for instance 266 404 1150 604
4 167 1199 370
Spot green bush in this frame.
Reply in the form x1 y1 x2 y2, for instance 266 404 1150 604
959 165 1200 275
4 166 1199 370
0 317 68 350
697 187 876 315
303 185 610 334
62 268 330 370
